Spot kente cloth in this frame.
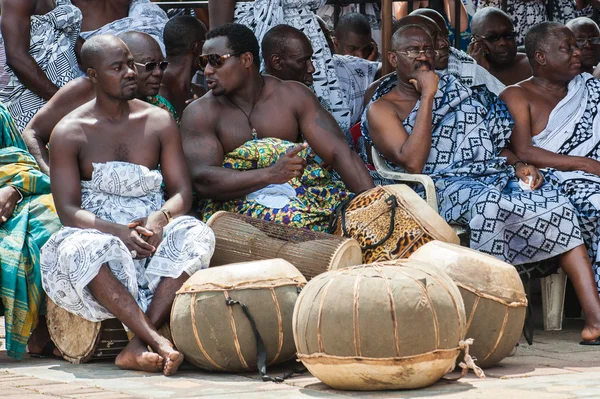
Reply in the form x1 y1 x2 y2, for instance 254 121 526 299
146 95 178 123
234 0 354 144
196 138 351 232
441 48 505 95
333 55 380 126
0 1 82 132
359 72 584 272
0 104 61 359
531 73 600 291
317 4 385 48
475 0 592 45
40 162 215 322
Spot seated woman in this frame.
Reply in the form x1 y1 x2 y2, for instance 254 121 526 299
0 102 61 359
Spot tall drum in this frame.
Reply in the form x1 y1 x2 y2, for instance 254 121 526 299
207 211 362 280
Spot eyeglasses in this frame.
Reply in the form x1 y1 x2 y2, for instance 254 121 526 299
476 32 517 43
199 53 240 70
576 37 600 48
393 49 438 59
134 61 169 73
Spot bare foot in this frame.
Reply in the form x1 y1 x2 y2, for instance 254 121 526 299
155 338 184 376
581 323 600 342
115 338 163 372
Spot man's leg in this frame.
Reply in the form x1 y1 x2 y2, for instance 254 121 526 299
559 245 600 342
87 265 182 375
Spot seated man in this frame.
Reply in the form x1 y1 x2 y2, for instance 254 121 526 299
364 25 600 343
181 23 374 232
0 103 61 360
262 24 379 126
0 0 82 131
469 7 532 86
501 22 600 295
567 17 600 75
333 13 378 61
24 31 171 175
317 3 384 49
40 35 215 374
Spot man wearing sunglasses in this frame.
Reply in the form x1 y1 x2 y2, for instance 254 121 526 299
567 17 600 75
502 22 600 306
23 31 171 176
181 23 374 231
469 7 532 86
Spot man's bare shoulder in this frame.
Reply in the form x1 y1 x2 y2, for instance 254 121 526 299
367 94 400 120
51 103 93 144
182 91 222 123
269 76 314 98
500 81 534 104
1 0 34 14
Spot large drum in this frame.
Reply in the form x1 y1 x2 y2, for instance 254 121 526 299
171 259 306 372
47 299 129 364
207 211 362 280
410 241 527 368
329 185 459 263
293 260 468 390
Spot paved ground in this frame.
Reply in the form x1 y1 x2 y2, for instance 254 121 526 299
1 316 600 398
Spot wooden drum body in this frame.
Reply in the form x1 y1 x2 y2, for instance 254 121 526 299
410 241 527 368
329 185 459 263
171 259 307 372
47 299 129 364
207 211 362 280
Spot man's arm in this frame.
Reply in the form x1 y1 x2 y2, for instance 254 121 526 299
180 100 304 201
500 86 600 175
1 0 59 100
208 0 236 28
291 83 374 193
22 77 95 175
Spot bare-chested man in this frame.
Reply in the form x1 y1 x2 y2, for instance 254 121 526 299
566 17 600 75
502 22 600 302
469 7 532 86
365 25 600 344
40 34 215 373
23 31 168 175
181 23 374 231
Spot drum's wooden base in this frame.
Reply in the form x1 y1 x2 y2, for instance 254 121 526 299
47 299 129 364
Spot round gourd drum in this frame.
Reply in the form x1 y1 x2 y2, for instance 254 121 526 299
207 211 362 280
410 241 527 368
171 258 307 372
293 260 467 390
329 185 459 263
47 299 129 364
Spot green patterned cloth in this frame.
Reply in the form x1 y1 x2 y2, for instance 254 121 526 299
197 138 351 232
0 103 61 359
146 95 178 123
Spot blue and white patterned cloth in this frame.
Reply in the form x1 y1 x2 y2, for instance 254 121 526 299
333 54 379 126
442 47 505 95
40 162 215 322
360 72 584 275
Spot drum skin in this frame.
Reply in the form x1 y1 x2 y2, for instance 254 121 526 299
410 241 527 368
171 259 306 372
329 185 459 263
293 261 466 390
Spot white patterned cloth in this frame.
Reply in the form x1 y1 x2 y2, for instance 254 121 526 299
234 0 354 144
0 0 82 131
41 162 215 322
333 54 379 126
441 47 505 95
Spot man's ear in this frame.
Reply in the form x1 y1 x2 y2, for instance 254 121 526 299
333 37 339 50
192 40 205 57
241 52 254 69
534 49 547 66
271 54 284 71
388 51 398 68
87 68 98 83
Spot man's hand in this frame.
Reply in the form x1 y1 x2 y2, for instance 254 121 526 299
268 143 308 184
515 163 544 190
366 40 379 61
116 224 156 260
409 70 439 99
0 186 20 223
468 39 490 70
128 211 167 253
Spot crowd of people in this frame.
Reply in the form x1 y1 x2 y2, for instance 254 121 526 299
3 0 600 378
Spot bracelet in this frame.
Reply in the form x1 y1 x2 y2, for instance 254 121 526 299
8 185 23 204
159 208 172 224
512 160 528 168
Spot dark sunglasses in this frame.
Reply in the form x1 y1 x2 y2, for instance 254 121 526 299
476 32 517 43
576 37 600 48
134 61 169 72
199 53 240 70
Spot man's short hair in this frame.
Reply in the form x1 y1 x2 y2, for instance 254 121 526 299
391 24 430 50
205 23 260 67
393 15 436 35
164 15 207 56
566 16 600 32
262 24 308 60
524 21 565 62
471 7 512 36
81 34 121 71
335 12 371 39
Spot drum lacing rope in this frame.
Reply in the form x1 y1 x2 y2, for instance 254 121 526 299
328 194 399 250
443 339 486 381
225 297 306 383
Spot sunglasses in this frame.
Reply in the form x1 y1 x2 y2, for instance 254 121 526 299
134 61 169 72
199 53 240 70
476 32 517 43
576 37 600 48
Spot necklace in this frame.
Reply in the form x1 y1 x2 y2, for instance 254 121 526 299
228 77 266 140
